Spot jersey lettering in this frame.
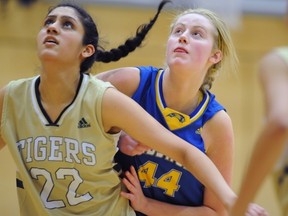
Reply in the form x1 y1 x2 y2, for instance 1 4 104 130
145 149 184 168
30 167 93 209
138 161 182 197
17 136 96 166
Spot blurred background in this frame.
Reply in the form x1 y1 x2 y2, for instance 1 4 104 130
0 0 287 215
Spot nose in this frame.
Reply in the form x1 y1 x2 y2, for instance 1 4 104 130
178 35 187 44
46 23 59 34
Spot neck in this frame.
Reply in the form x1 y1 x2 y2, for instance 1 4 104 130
38 66 81 106
162 68 202 114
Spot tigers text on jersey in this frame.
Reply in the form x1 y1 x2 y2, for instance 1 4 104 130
115 66 225 215
1 74 135 216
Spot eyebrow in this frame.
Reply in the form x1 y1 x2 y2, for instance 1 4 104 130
46 15 78 23
173 23 185 28
174 23 208 32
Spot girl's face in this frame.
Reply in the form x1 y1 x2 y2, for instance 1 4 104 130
166 13 221 72
37 7 87 66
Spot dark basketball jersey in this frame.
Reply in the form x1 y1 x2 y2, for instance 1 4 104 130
115 66 225 215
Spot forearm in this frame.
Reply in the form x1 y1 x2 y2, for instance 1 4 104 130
139 197 217 216
0 137 5 151
232 124 287 215
183 147 236 210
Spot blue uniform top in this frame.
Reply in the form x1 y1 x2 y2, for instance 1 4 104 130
115 66 225 214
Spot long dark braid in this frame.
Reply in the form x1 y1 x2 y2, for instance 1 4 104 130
95 0 171 63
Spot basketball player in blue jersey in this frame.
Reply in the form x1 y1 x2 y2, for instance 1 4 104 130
0 1 244 215
230 47 288 216
97 8 268 216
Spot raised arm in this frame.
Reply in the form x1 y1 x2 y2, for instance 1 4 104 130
230 50 288 215
101 87 237 210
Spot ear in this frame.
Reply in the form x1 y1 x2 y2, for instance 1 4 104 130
81 44 95 58
209 50 222 64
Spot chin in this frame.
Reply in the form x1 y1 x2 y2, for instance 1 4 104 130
170 59 188 67
39 52 60 62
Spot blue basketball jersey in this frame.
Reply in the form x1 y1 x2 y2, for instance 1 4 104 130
115 66 225 214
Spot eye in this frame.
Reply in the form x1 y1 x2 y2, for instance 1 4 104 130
172 27 184 35
191 30 204 39
43 18 54 27
62 21 74 29
192 31 201 37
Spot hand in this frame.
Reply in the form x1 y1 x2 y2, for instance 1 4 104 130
120 166 147 213
245 203 269 216
118 133 150 156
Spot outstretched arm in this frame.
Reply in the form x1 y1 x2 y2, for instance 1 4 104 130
122 166 267 216
102 87 237 210
230 50 288 215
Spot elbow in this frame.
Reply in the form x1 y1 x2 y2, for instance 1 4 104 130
267 115 288 137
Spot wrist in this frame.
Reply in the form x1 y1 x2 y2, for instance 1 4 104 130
137 196 151 215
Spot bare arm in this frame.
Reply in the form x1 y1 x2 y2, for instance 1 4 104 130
102 87 237 210
0 87 6 150
201 110 234 216
230 50 288 215
96 67 140 97
97 68 152 154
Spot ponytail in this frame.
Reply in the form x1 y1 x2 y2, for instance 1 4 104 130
95 0 171 63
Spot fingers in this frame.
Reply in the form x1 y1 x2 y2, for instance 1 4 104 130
120 166 145 212
118 133 150 156
136 144 151 153
245 203 269 216
123 166 140 190
129 166 139 179
120 190 134 201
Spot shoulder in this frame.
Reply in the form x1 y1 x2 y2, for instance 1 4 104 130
137 66 161 78
260 48 288 67
202 110 234 165
259 48 288 80
202 91 225 122
204 109 232 133
275 47 288 61
202 109 233 149
96 67 141 97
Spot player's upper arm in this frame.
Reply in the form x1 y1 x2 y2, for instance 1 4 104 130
259 50 288 120
202 110 234 183
0 87 6 150
201 110 234 214
96 67 141 97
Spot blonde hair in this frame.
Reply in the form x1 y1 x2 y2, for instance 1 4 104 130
170 8 239 90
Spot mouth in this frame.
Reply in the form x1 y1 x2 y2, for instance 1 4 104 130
43 36 59 45
174 47 188 54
